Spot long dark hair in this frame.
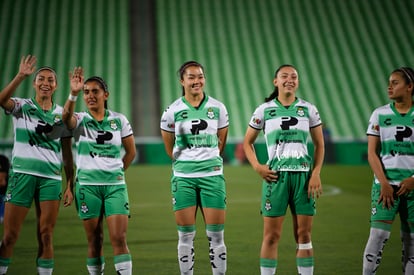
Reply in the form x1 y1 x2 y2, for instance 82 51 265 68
177 61 205 96
264 64 296 102
84 76 109 109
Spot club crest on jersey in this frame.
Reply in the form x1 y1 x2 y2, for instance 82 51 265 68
371 206 377 216
297 107 305 117
110 120 117 130
54 115 61 123
81 202 89 213
207 108 215 119
264 199 272 211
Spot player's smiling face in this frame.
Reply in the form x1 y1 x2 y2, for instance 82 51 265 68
388 72 412 101
33 70 57 98
83 81 108 111
180 66 205 96
274 66 299 96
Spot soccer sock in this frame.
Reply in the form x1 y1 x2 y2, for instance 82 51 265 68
206 224 227 275
37 267 52 275
0 257 10 275
296 257 314 275
114 253 132 275
401 223 414 275
363 223 391 275
86 256 105 275
260 258 277 275
177 225 196 275
36 258 54 275
296 242 314 275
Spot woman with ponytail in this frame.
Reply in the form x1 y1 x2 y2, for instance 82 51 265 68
243 64 324 275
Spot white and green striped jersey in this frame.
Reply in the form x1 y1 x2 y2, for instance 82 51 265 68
366 103 414 186
248 98 322 172
160 95 229 178
73 109 133 185
7 97 71 180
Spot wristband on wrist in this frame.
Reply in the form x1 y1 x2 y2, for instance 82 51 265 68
68 94 78 102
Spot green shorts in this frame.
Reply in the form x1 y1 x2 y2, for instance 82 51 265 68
261 171 315 217
369 182 414 223
171 175 226 211
75 180 130 219
6 170 62 207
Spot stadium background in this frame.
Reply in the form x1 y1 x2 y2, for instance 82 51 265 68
0 0 413 164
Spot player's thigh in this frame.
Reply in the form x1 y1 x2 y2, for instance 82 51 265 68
202 207 226 224
36 200 60 227
82 217 104 243
292 214 313 241
37 177 62 202
370 182 399 222
199 175 226 210
106 214 129 239
171 176 198 211
261 176 289 217
175 206 197 225
104 185 130 216
263 216 285 238
291 172 315 216
76 183 104 219
400 190 414 229
3 203 30 235
6 171 36 207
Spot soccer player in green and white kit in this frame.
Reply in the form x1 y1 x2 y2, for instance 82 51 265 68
160 61 229 275
63 68 136 275
0 55 74 275
363 67 414 275
243 64 324 275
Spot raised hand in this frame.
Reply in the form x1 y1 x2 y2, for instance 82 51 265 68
69 66 84 95
19 55 37 76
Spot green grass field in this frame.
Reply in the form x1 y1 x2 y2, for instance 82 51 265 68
0 164 403 274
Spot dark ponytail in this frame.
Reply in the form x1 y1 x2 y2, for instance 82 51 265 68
264 88 278 102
